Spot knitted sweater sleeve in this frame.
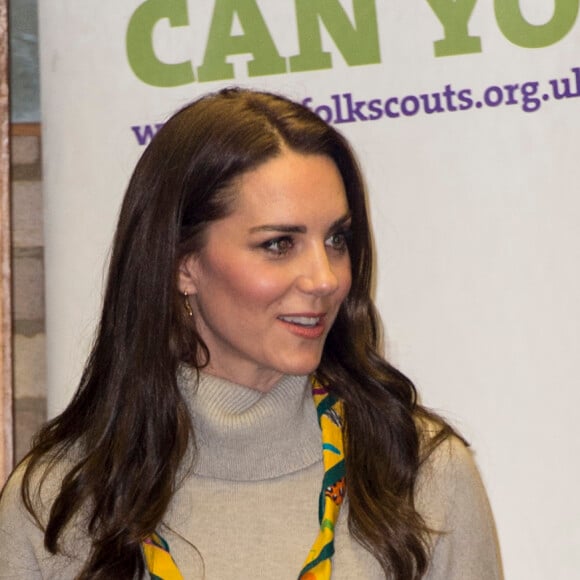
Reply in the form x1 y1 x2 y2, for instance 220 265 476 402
417 435 503 580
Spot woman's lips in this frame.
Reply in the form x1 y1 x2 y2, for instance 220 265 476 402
277 314 326 339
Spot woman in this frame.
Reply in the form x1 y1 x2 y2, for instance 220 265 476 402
0 88 502 579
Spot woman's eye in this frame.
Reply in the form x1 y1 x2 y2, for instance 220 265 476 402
262 237 294 256
326 230 350 252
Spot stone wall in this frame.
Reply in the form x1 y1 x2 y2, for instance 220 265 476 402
11 128 45 462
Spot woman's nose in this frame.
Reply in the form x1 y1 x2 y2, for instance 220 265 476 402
295 246 340 296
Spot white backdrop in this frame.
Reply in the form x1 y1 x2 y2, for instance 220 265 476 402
39 2 580 578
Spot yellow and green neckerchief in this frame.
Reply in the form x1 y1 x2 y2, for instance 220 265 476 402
142 377 346 580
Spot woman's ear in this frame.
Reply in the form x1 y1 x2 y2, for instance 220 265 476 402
177 254 200 295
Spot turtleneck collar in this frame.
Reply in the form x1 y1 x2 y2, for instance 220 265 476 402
178 368 322 481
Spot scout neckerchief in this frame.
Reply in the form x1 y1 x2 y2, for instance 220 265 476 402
297 378 346 579
142 532 184 580
142 377 346 580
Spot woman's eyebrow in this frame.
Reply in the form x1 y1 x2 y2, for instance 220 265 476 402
329 213 352 231
249 212 352 235
249 224 307 234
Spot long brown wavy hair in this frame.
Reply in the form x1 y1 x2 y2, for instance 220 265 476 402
20 88 454 579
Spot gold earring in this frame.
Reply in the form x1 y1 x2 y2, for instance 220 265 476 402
183 291 193 317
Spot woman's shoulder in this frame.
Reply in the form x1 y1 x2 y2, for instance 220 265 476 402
0 461 32 522
417 418 474 479
1 449 78 519
414 416 488 525
414 417 503 580
0 453 71 537
0 455 91 578
0 461 47 578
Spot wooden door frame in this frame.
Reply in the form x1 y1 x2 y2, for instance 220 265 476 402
0 0 14 484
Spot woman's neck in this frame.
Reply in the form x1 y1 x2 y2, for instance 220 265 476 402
178 370 322 481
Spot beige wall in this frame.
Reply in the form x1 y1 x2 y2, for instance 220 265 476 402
11 126 45 463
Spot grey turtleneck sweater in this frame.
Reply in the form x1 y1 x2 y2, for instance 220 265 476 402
0 371 502 579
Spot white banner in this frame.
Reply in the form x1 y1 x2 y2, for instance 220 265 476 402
39 2 580 578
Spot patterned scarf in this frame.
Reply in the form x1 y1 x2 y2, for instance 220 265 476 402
142 377 346 580
142 533 184 580
298 378 346 579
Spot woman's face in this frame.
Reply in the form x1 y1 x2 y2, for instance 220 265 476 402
179 150 352 392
